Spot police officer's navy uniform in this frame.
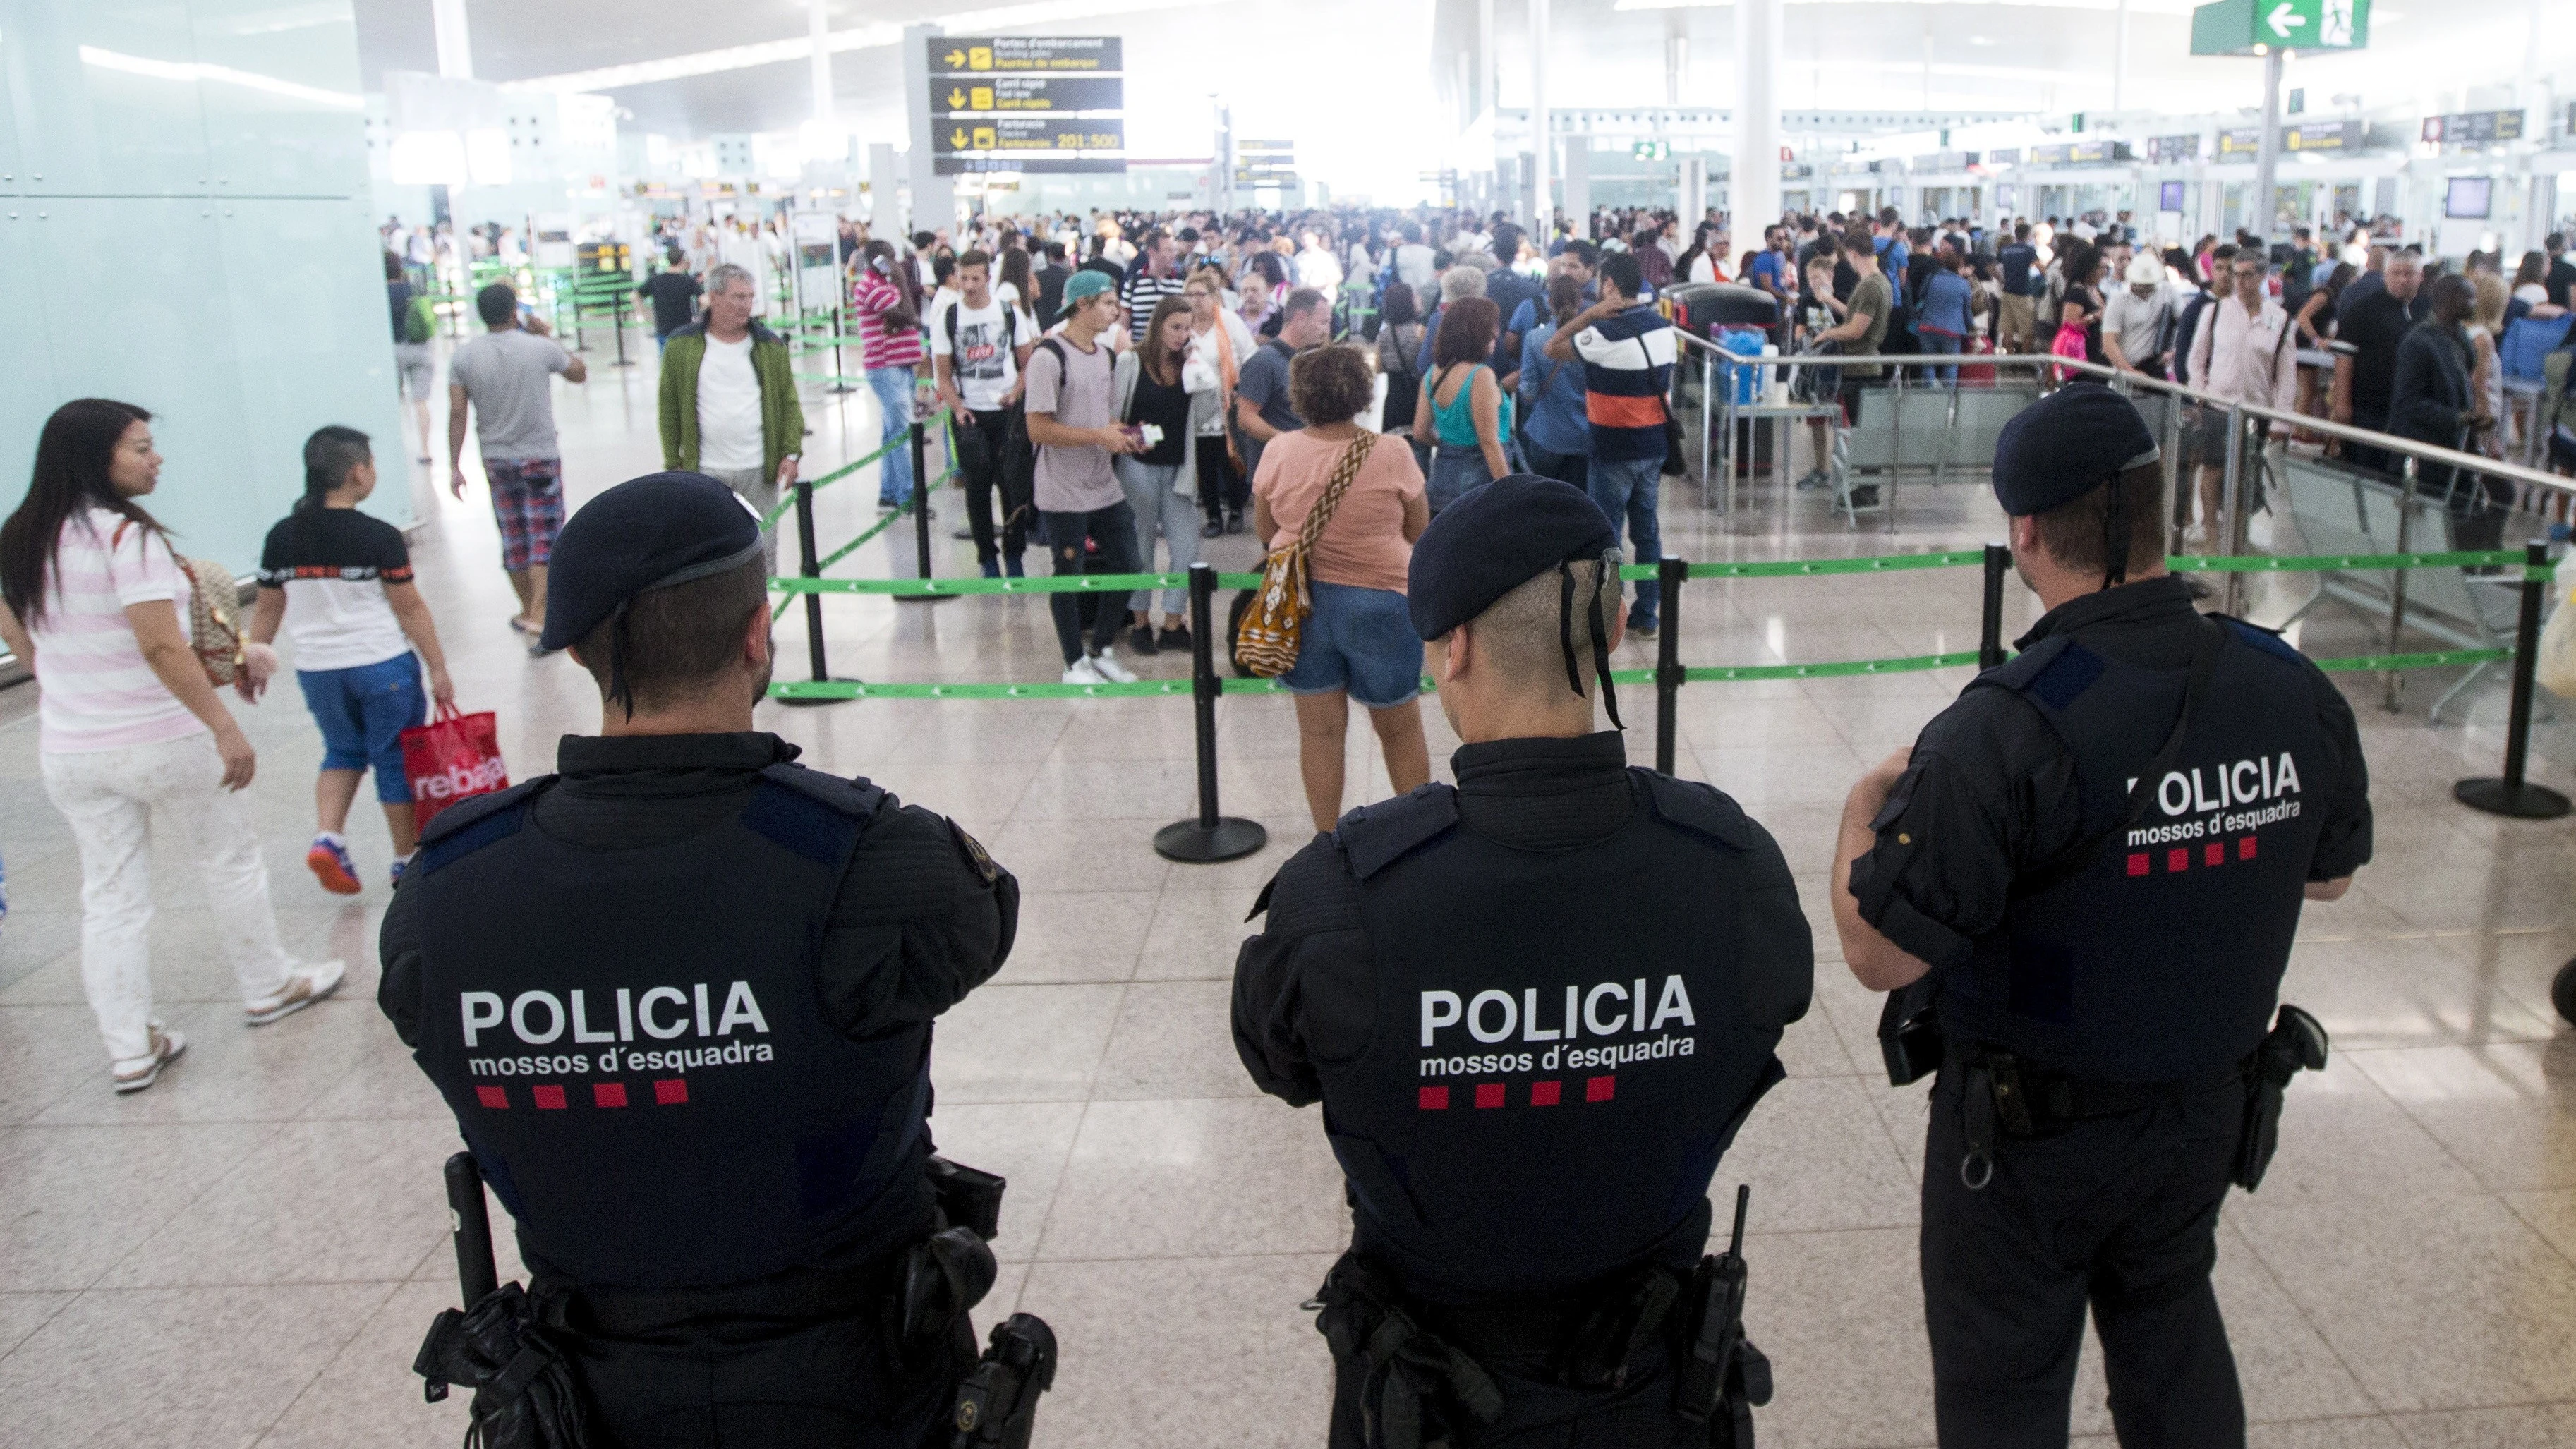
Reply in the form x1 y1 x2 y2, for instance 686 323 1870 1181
380 475 1021 1448
1235 477 1813 1448
1848 387 2371 1448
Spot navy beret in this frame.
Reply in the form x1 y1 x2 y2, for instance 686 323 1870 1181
1990 382 2161 517
1406 475 1618 641
540 471 765 651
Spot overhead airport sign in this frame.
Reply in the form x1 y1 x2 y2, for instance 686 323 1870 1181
928 37 1120 73
2189 0 2369 57
936 76 1123 114
2217 119 2366 157
923 35 1124 175
2421 111 2522 145
936 117 1123 154
2146 133 2201 164
2028 140 2129 166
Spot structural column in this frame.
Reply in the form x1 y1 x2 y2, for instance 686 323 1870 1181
2251 47 2284 243
900 22 955 237
430 0 472 79
1731 0 1782 242
1530 0 1551 234
809 0 835 141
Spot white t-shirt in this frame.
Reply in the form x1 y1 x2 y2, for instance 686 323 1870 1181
930 295 1035 411
1395 245 1438 291
28 508 204 754
696 332 763 470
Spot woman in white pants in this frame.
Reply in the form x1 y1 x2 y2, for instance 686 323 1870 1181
0 399 342 1092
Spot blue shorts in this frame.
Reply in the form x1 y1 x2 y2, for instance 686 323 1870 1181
296 653 428 802
1278 581 1425 710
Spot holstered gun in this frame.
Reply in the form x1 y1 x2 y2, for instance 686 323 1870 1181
2233 1004 2328 1192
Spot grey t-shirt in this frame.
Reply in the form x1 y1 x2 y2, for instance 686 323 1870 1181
1235 338 1302 478
449 328 573 459
1022 334 1121 513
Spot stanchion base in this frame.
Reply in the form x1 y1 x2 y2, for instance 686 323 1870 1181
2453 777 2573 819
777 677 863 708
2554 959 2576 1027
826 382 859 394
1154 816 1268 863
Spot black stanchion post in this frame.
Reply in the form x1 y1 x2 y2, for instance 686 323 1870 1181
610 291 633 368
1655 557 1686 775
778 471 855 708
1978 543 2010 670
1156 562 1269 863
896 418 954 606
2453 540 2570 819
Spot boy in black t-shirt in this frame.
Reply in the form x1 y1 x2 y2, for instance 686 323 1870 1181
248 427 456 893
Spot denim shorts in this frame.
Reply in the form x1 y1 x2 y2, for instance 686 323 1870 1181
1278 581 1425 710
296 653 428 801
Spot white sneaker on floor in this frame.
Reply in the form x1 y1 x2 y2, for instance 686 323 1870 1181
244 959 346 1026
1061 657 1106 685
111 1025 186 1093
1087 649 1137 684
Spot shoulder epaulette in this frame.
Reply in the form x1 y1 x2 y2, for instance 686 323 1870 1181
741 763 885 868
1331 784 1460 880
1637 769 1758 850
411 778 549 878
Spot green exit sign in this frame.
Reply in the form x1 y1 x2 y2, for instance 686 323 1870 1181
2191 0 2369 56
1633 140 1671 162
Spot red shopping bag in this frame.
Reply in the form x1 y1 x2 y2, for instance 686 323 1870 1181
398 703 510 830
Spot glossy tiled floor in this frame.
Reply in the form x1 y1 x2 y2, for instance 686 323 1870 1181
4 332 2575 1448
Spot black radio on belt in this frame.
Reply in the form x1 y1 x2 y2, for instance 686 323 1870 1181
1877 977 1944 1087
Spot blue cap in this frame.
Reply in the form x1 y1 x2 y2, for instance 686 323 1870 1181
1990 382 2161 517
539 471 764 653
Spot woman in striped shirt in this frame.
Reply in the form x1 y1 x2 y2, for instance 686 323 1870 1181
0 399 343 1093
854 240 929 509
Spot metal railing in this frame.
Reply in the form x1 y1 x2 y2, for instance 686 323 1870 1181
1667 333 2575 712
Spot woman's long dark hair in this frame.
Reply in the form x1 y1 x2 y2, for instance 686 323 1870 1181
861 238 922 315
998 245 1034 305
2 399 162 624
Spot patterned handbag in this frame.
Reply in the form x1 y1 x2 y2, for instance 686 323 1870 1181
1232 433 1374 678
113 521 243 686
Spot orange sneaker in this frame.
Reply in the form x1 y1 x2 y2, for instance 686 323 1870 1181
306 836 362 895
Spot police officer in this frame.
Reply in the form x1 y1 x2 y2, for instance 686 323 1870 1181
380 472 1035 1447
1830 384 2372 1448
1233 475 1813 1448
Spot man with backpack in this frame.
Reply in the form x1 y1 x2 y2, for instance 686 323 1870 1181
1996 224 2041 356
2186 250 2298 548
933 250 1039 578
387 252 439 466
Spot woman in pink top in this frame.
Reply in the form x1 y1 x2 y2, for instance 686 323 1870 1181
0 399 343 1093
1251 346 1433 832
853 240 929 508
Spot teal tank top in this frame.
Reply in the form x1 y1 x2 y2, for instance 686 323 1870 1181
1430 364 1514 449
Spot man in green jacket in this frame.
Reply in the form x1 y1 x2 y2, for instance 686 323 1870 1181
658 262 804 569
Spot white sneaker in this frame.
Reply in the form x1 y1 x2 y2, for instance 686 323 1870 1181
245 959 346 1026
1061 657 1106 685
1087 648 1137 684
111 1024 186 1093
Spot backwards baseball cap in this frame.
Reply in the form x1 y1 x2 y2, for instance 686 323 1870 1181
1407 474 1626 727
1061 269 1115 306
